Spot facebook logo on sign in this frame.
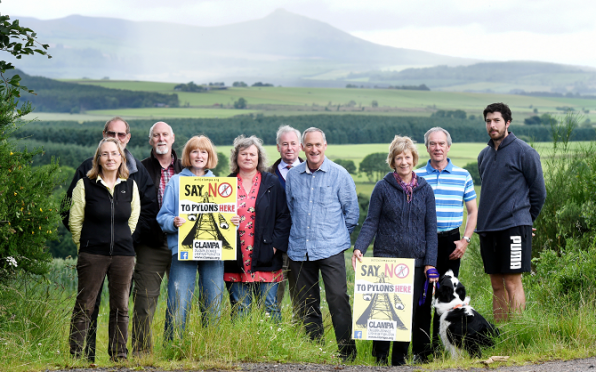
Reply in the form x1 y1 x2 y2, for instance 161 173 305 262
354 331 362 339
181 252 188 260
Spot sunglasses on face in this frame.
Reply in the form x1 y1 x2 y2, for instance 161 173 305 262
106 131 128 139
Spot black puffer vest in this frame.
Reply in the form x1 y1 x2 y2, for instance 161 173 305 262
79 177 136 256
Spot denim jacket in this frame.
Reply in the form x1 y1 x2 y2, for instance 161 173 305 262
285 157 359 261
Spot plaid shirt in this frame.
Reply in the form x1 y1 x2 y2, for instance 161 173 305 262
158 156 176 208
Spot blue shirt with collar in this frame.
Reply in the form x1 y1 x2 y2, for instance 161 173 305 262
415 158 476 232
285 157 359 261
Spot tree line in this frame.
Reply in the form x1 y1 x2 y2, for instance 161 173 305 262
13 114 596 168
7 70 179 113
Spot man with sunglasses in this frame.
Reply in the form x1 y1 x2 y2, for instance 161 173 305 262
62 116 158 361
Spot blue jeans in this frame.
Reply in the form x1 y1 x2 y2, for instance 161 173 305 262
164 254 224 340
226 281 281 322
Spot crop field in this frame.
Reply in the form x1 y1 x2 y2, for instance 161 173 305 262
212 142 483 194
223 142 485 169
59 79 596 122
61 79 177 92
221 141 582 195
85 107 261 119
23 109 259 122
219 142 479 195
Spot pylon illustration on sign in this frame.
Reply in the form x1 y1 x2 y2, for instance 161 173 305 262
356 273 407 330
181 194 233 250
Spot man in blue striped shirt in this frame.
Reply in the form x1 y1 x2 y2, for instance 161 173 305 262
414 127 478 357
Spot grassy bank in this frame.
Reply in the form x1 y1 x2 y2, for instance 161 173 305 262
3 136 596 370
2 241 596 371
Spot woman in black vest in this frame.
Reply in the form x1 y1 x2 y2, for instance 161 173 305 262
68 137 141 361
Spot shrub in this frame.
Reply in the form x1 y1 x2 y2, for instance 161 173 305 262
359 153 389 183
0 86 66 277
334 159 357 174
462 161 481 186
533 115 596 257
529 113 596 306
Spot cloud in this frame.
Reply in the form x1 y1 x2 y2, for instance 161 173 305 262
4 0 595 67
5 0 595 34
353 25 596 68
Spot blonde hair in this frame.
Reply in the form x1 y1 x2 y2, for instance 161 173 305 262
87 137 129 180
230 135 268 174
181 136 218 169
387 135 419 170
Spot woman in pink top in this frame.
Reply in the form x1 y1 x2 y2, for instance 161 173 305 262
224 135 291 321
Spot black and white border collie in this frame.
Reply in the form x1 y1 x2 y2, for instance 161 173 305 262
433 270 500 358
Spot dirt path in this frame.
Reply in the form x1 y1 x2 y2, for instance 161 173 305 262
60 357 596 372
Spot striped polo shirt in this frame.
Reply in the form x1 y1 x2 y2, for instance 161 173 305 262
415 159 476 232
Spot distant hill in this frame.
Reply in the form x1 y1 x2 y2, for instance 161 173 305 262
9 10 475 84
7 70 179 113
8 10 594 93
346 61 596 94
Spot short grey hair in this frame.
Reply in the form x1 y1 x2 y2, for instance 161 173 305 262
301 127 326 146
424 127 452 148
276 125 301 145
148 121 174 143
230 135 269 174
103 116 130 134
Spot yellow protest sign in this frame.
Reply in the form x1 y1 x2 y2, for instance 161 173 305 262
178 177 237 261
352 257 415 342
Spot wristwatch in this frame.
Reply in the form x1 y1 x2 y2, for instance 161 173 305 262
463 236 471 243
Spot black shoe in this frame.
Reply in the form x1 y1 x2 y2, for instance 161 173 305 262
412 354 430 364
375 354 389 365
338 339 357 362
391 355 406 366
338 345 357 363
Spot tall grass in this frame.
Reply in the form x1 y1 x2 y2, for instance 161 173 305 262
0 256 376 370
2 245 596 371
0 270 74 369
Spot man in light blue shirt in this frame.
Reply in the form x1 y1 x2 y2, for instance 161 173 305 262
414 127 477 356
286 127 358 361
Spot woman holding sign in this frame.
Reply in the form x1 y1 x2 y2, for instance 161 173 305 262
68 137 140 361
352 135 438 366
157 135 223 340
224 135 291 321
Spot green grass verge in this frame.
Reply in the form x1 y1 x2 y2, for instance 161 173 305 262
2 248 595 371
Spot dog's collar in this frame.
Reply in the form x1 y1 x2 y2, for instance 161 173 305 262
449 302 469 311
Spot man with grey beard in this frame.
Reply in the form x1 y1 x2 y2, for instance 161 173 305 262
132 121 183 355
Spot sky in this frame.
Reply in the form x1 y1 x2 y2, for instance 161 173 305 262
4 0 595 68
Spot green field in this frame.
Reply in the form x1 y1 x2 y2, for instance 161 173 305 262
213 142 484 194
85 107 260 119
24 108 259 122
217 142 485 172
222 141 583 195
57 79 596 122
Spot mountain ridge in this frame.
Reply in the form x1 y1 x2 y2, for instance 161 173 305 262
9 10 475 82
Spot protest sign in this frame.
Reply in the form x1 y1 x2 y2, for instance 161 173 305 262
178 177 237 261
352 257 415 342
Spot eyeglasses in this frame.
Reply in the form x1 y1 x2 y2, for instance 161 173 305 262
100 152 121 158
106 131 128 139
